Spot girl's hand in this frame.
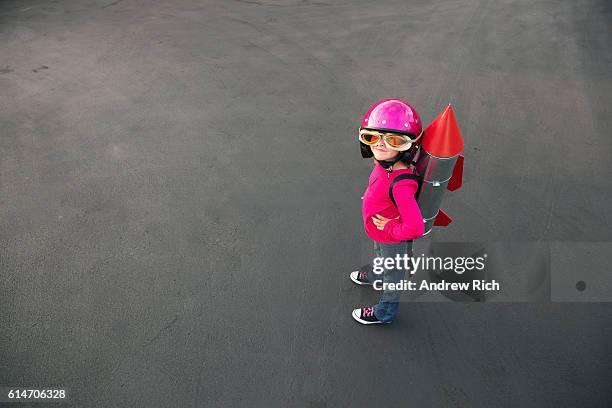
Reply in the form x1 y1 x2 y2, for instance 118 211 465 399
371 214 400 230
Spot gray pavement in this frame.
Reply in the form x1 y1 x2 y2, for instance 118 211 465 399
1 0 612 406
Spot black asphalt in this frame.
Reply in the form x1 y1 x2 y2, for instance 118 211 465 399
1 0 612 406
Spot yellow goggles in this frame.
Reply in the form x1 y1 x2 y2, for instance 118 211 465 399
358 129 422 150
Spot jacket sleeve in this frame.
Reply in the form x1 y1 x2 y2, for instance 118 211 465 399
383 180 425 240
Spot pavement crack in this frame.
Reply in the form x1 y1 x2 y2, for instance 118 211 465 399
146 314 179 345
101 0 123 9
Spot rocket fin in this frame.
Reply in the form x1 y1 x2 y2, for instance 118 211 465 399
433 209 453 227
447 154 464 192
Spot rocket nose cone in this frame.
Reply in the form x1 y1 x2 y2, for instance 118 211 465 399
422 104 464 157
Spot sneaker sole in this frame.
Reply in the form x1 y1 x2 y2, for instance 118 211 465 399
350 272 373 286
351 309 387 325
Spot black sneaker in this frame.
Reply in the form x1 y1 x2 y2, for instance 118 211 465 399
352 307 389 325
349 270 372 286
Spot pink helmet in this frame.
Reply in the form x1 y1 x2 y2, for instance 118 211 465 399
359 98 423 159
360 98 422 136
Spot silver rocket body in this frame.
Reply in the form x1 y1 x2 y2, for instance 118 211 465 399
414 147 460 235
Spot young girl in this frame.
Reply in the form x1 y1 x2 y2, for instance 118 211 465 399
350 98 425 325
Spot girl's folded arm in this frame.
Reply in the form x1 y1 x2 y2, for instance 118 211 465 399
383 181 425 240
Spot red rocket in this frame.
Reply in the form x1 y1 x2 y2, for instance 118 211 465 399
415 104 465 235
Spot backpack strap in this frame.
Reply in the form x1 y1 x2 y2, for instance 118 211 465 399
389 173 423 206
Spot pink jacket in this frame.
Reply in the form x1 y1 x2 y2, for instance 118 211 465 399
362 162 425 243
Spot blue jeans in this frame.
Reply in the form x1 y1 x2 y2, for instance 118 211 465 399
365 240 413 323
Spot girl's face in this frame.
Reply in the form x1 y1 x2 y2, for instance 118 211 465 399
371 138 400 162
